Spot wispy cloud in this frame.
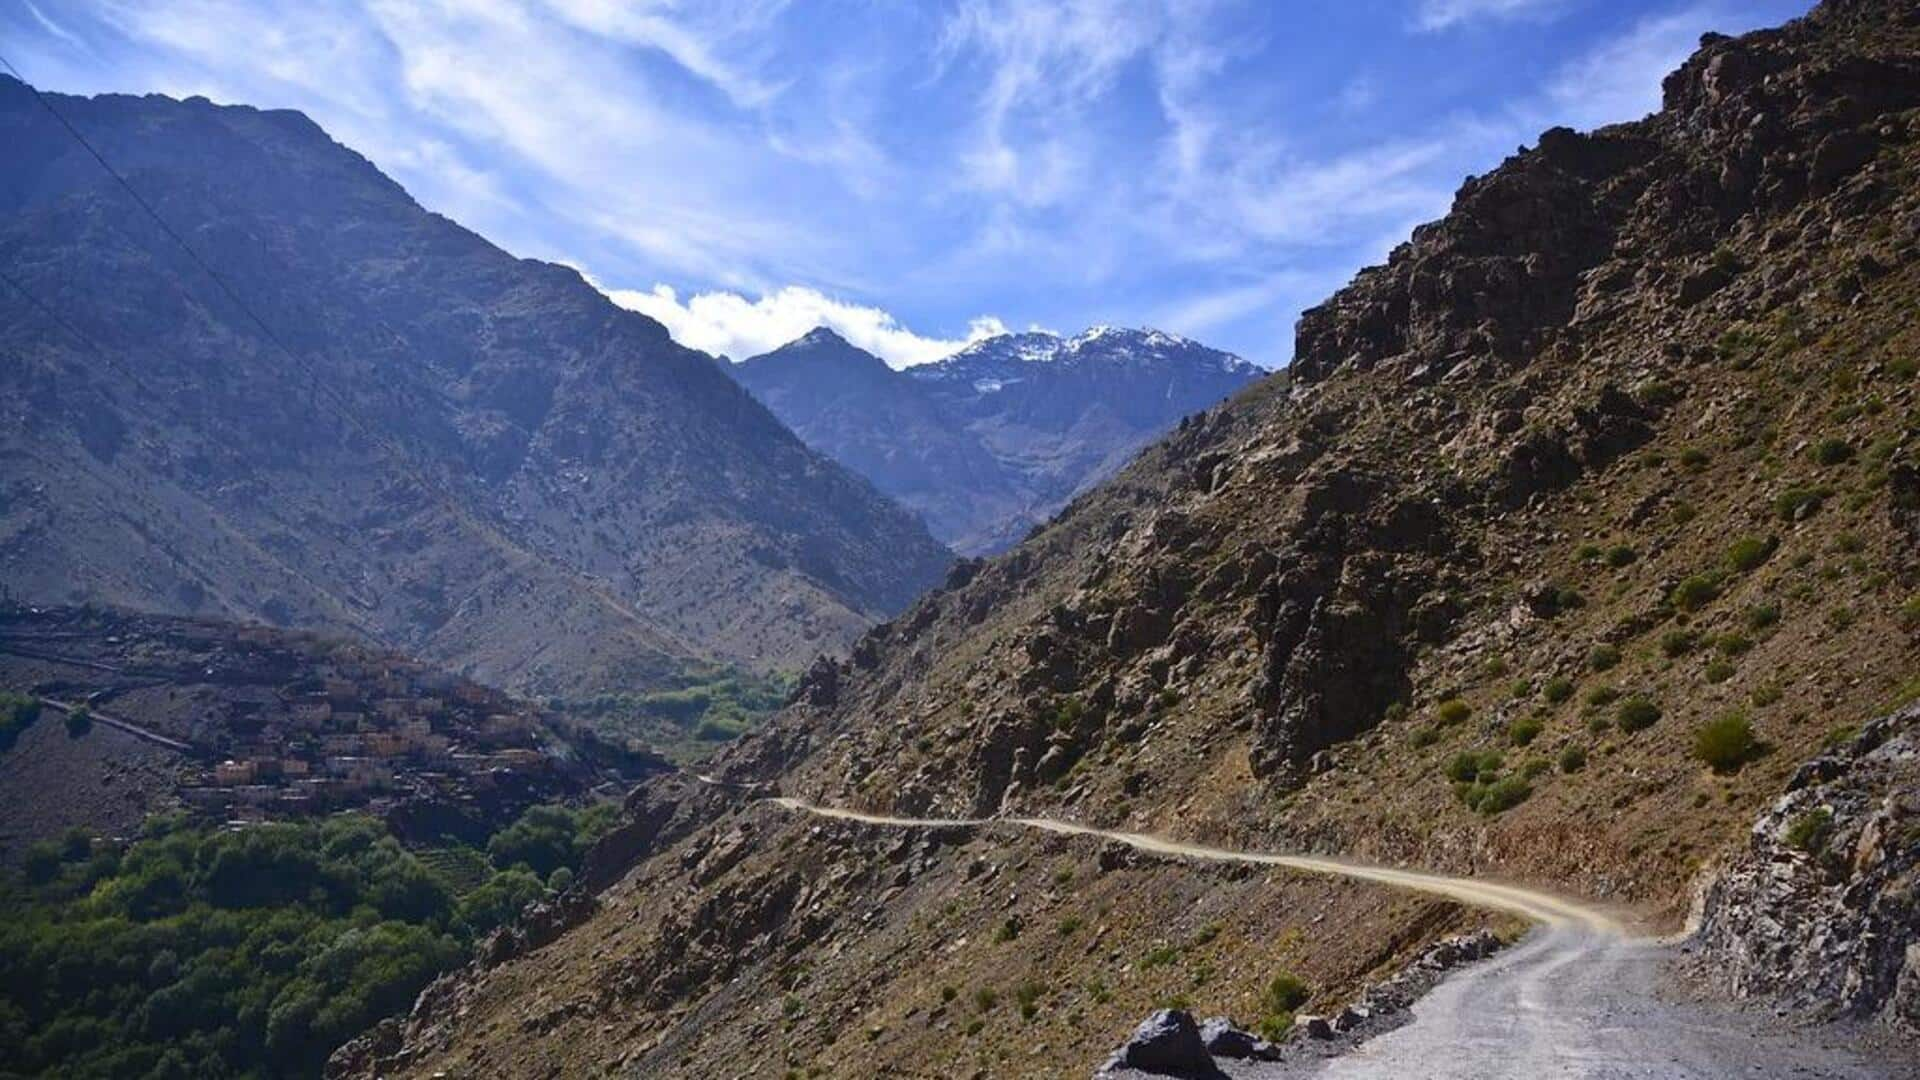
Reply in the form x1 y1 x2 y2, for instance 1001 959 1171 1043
1415 0 1563 32
605 283 1008 368
9 0 1810 368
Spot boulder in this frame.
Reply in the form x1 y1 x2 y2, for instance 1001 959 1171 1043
1197 1016 1281 1061
1293 1013 1336 1039
1100 1009 1223 1077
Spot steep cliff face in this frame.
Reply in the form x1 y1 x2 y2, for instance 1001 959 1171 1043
0 80 951 693
341 2 1920 1075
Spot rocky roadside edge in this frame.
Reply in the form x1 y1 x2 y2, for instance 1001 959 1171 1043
1684 701 1920 1033
1096 929 1506 1078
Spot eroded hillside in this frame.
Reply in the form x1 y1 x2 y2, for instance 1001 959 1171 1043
341 2 1920 1075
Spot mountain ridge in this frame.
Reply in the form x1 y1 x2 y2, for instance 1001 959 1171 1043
0 76 952 694
730 324 1265 553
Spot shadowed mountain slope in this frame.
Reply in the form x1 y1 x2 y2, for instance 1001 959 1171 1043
0 78 952 694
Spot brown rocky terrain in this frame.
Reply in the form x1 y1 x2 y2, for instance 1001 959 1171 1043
339 1 1920 1075
0 606 663 859
0 79 951 695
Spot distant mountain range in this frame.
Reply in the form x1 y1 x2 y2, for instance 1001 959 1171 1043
730 325 1266 552
0 77 952 694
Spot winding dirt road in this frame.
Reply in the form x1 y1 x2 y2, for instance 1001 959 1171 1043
757 794 1906 1078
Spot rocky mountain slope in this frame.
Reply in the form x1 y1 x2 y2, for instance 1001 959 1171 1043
0 79 951 694
731 326 1263 553
0 605 663 859
342 1 1920 1075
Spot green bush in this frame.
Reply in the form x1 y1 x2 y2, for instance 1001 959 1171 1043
1264 972 1310 1013
1508 717 1544 747
1616 698 1662 733
1745 603 1781 631
1671 574 1722 613
1694 712 1759 772
1784 808 1833 854
1832 531 1865 555
1678 447 1711 471
1553 587 1587 613
1436 699 1472 726
1444 750 1504 784
1704 659 1737 684
1588 644 1621 671
1660 629 1700 657
1901 596 1920 631
1407 725 1440 749
974 988 999 1012
1715 633 1753 657
1774 486 1831 521
1543 677 1575 704
1604 545 1638 568
0 691 42 749
1811 438 1854 466
1587 713 1613 734
1725 536 1777 573
1463 775 1533 815
1751 682 1784 707
63 706 92 738
1558 745 1588 773
1585 685 1620 707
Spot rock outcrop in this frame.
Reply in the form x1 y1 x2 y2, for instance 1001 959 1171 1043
1691 705 1920 1032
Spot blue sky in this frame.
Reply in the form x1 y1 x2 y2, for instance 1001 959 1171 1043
4 0 1812 368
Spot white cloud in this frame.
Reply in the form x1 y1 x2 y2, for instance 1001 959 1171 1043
603 283 1007 368
1415 0 1561 32
1543 5 1726 128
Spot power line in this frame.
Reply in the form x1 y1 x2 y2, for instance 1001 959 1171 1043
0 53 687 654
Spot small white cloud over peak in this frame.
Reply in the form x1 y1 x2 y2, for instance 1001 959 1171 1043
603 282 1007 368
1415 0 1561 32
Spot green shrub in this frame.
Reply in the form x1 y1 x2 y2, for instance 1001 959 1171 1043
1811 438 1854 466
1671 574 1722 613
1057 916 1083 936
1660 629 1700 657
1587 713 1613 734
1520 757 1552 779
1704 659 1737 684
1508 717 1544 747
1678 447 1711 471
1900 596 1920 631
1465 775 1533 815
1604 545 1638 568
64 706 92 737
1508 678 1534 699
1616 698 1661 733
1725 535 1777 573
941 985 958 1004
974 988 1000 1012
1585 685 1620 707
1671 501 1699 525
1444 750 1504 783
1832 531 1865 555
1436 699 1472 726
1588 644 1622 671
1553 587 1587 613
1784 807 1833 854
1265 973 1310 1013
1774 486 1831 521
1715 633 1753 657
1751 682 1784 707
1483 656 1510 677
995 916 1022 943
1543 677 1575 704
1408 725 1440 749
1745 603 1781 631
1826 606 1857 631
1558 745 1588 773
1694 712 1759 771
